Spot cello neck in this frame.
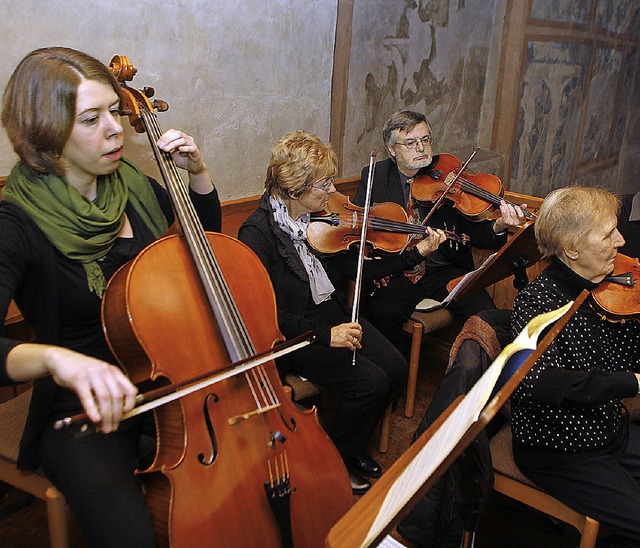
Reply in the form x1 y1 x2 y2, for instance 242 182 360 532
135 106 254 363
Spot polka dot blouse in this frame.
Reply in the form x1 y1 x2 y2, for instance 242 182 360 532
511 258 640 453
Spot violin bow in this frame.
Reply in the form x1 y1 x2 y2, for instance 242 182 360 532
351 151 377 365
54 331 315 434
421 147 479 225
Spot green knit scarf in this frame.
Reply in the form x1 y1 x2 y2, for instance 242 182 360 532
4 158 169 297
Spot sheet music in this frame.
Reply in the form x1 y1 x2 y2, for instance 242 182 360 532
362 301 573 547
376 534 407 547
363 354 504 546
442 251 498 305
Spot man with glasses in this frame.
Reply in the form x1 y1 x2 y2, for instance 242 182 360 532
354 110 526 348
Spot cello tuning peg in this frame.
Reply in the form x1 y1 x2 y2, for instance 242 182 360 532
153 99 169 112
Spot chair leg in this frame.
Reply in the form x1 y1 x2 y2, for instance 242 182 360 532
378 405 392 453
404 322 422 418
578 516 599 548
45 486 69 548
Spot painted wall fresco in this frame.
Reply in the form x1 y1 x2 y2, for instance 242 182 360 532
511 41 591 197
530 0 590 24
0 0 338 202
510 0 639 197
343 0 497 175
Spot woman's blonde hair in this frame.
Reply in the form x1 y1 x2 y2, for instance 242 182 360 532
264 131 338 199
535 185 620 258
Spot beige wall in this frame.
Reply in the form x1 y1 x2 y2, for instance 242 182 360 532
0 0 338 202
1 1 637 205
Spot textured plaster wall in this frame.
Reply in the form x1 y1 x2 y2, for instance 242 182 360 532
343 0 498 176
343 0 639 198
0 0 337 202
511 0 640 197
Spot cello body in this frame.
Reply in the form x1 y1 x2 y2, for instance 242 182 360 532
103 231 352 547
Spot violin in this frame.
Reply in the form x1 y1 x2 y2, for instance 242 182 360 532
591 253 640 321
97 55 352 547
306 191 468 255
411 152 537 222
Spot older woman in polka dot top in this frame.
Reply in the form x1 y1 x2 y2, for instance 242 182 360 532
510 186 640 546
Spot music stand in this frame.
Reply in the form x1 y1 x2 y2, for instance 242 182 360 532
325 291 588 548
445 221 540 303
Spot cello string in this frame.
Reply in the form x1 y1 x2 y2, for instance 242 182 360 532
140 107 280 407
140 108 282 409
142 109 253 355
140 109 272 406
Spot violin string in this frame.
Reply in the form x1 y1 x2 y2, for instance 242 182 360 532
368 217 436 234
444 173 532 216
141 107 278 407
329 214 460 242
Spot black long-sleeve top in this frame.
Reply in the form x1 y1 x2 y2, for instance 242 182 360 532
511 258 640 456
238 192 427 348
0 176 221 469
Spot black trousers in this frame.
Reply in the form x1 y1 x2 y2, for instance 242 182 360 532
516 420 640 546
288 317 408 457
38 413 158 548
365 264 496 348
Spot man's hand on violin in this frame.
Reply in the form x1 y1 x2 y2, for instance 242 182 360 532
416 227 447 255
156 129 213 194
330 322 363 350
493 201 528 234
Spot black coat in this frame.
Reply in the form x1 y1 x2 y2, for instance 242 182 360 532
238 192 427 347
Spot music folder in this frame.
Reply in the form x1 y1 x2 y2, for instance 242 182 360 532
444 221 540 303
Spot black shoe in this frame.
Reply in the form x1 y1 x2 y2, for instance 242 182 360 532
351 454 382 478
347 467 371 495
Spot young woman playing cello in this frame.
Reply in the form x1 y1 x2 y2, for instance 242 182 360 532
0 47 220 547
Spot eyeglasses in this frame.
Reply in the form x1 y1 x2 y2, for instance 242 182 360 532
395 135 433 150
311 178 335 192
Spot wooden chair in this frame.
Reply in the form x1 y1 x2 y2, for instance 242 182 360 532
284 373 393 453
490 422 599 548
0 389 70 548
490 397 640 548
402 302 456 418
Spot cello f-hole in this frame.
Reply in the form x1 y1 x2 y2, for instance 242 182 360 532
197 393 219 466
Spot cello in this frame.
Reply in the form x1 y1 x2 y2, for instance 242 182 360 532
102 55 351 547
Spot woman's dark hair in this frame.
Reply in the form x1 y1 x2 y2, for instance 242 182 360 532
2 47 123 176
